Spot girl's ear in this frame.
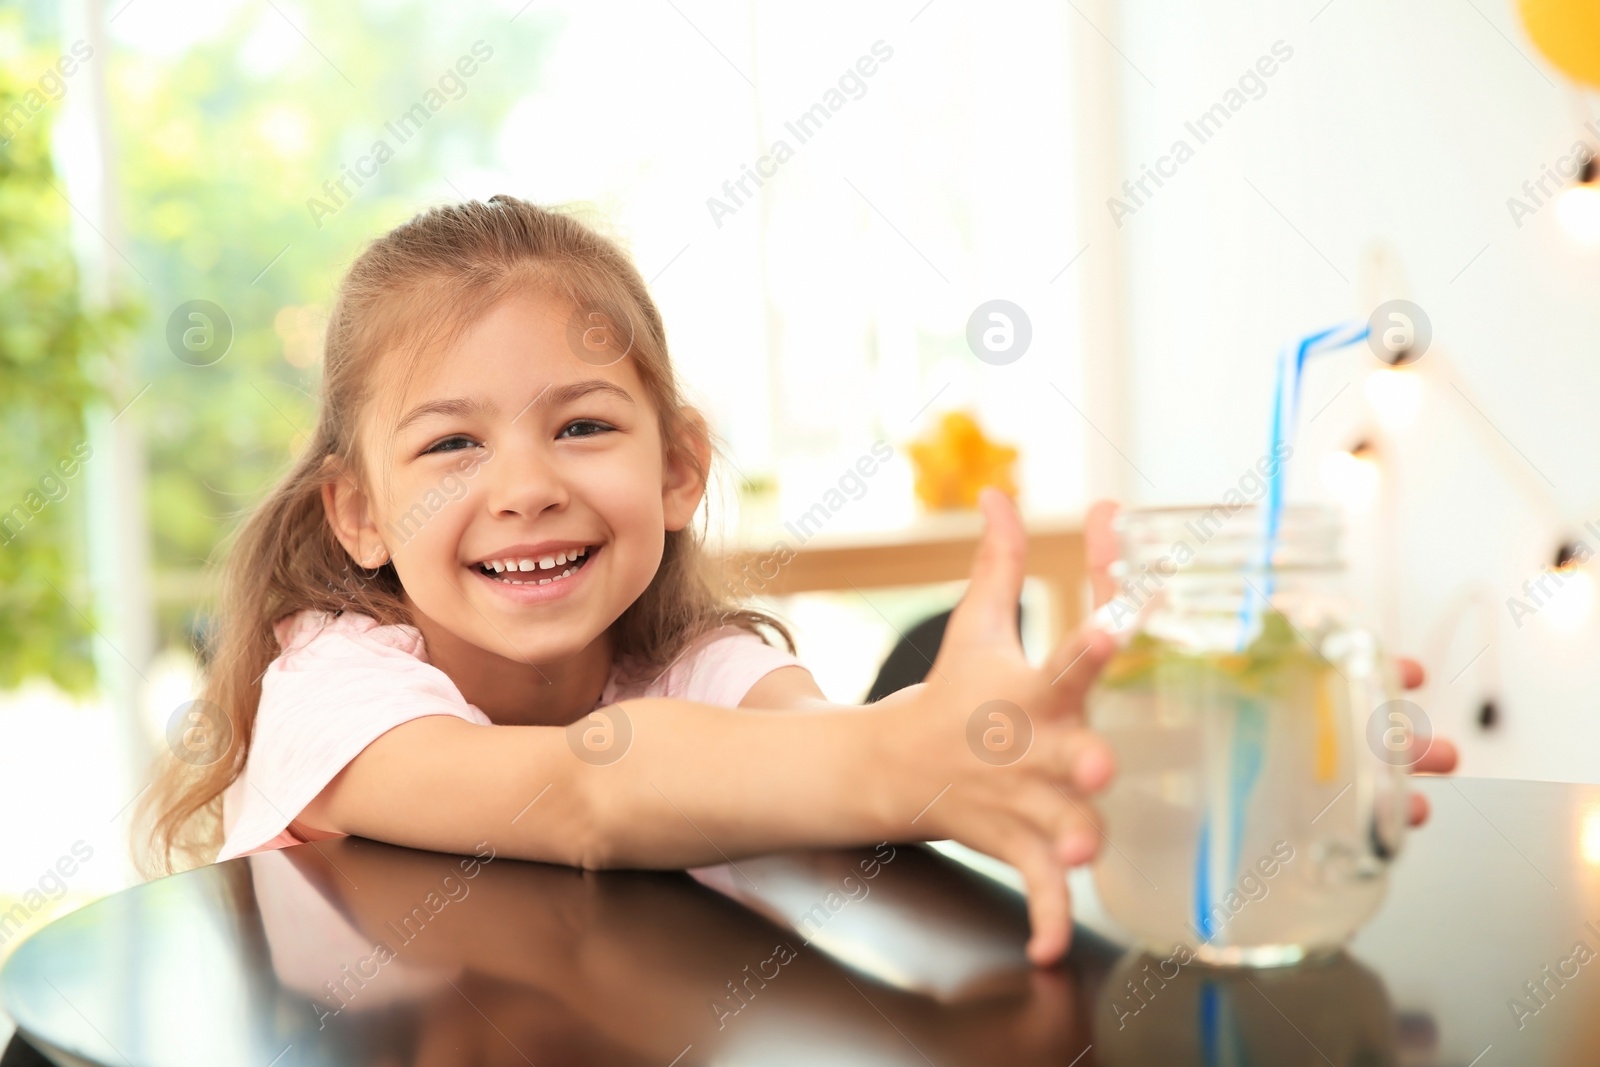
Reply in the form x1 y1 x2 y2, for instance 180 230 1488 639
662 408 712 532
321 459 391 568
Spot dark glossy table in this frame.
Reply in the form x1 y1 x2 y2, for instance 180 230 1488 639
2 777 1598 1065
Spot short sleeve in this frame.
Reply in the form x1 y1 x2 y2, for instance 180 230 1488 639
216 611 490 863
606 627 805 708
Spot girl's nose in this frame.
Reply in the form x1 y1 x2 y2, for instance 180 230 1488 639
481 442 569 517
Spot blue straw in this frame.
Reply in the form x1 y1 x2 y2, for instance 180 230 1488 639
1238 320 1371 644
1196 319 1370 955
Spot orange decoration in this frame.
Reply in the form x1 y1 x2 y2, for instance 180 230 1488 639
1518 0 1600 89
907 411 1020 510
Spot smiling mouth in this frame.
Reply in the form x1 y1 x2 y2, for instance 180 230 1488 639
474 546 596 586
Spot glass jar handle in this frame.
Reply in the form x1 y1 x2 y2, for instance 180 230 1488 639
1339 628 1408 865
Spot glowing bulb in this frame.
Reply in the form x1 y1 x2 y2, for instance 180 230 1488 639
1583 809 1600 866
1363 368 1422 431
1542 568 1594 631
1556 184 1600 249
1319 449 1379 509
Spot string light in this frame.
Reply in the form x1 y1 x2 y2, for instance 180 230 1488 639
1583 808 1600 866
1319 439 1380 510
1364 367 1423 431
1537 541 1595 631
1556 156 1600 249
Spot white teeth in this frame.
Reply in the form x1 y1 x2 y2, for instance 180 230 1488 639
478 547 594 583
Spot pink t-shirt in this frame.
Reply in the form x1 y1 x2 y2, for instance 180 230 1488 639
216 610 802 863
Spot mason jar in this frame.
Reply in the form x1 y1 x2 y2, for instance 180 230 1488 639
1087 504 1408 967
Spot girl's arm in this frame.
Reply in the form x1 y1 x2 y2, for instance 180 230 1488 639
298 697 906 868
297 489 1116 965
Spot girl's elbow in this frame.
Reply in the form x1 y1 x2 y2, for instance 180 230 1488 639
564 777 622 870
575 839 616 871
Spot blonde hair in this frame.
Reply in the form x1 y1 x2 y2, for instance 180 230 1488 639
138 196 791 876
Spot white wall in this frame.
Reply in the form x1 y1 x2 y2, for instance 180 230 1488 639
1099 0 1600 781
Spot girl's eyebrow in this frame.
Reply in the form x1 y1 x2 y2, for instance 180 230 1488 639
511 379 637 423
395 396 496 435
398 380 636 434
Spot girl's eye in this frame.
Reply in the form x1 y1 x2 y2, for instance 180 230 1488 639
557 419 614 440
422 435 478 455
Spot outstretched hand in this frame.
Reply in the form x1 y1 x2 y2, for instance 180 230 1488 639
1084 500 1459 826
897 488 1116 965
909 494 1459 969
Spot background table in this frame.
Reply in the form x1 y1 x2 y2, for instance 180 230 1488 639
3 777 1597 1065
720 511 1087 642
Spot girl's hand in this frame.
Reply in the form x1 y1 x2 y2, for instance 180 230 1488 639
1085 499 1460 827
887 488 1117 967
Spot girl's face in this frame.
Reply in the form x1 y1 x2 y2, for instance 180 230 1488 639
329 290 705 667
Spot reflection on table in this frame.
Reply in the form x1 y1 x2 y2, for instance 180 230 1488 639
10 778 1600 1064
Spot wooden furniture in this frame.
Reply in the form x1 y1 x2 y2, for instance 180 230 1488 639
1 778 1592 1064
720 512 1088 642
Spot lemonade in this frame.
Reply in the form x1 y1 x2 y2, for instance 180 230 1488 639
1089 609 1402 966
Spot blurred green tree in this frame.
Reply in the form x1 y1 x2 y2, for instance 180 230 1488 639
0 17 137 692
3 1 558 686
105 2 556 652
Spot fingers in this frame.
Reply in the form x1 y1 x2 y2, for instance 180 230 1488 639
1404 732 1454 827
1067 736 1116 795
1411 735 1458 776
1008 835 1073 966
1003 772 1109 855
1085 499 1122 608
946 488 1029 651
1049 785 1106 865
1042 628 1116 707
1398 657 1425 690
1022 720 1117 794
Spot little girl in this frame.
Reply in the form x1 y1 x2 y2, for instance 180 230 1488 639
139 195 1127 966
